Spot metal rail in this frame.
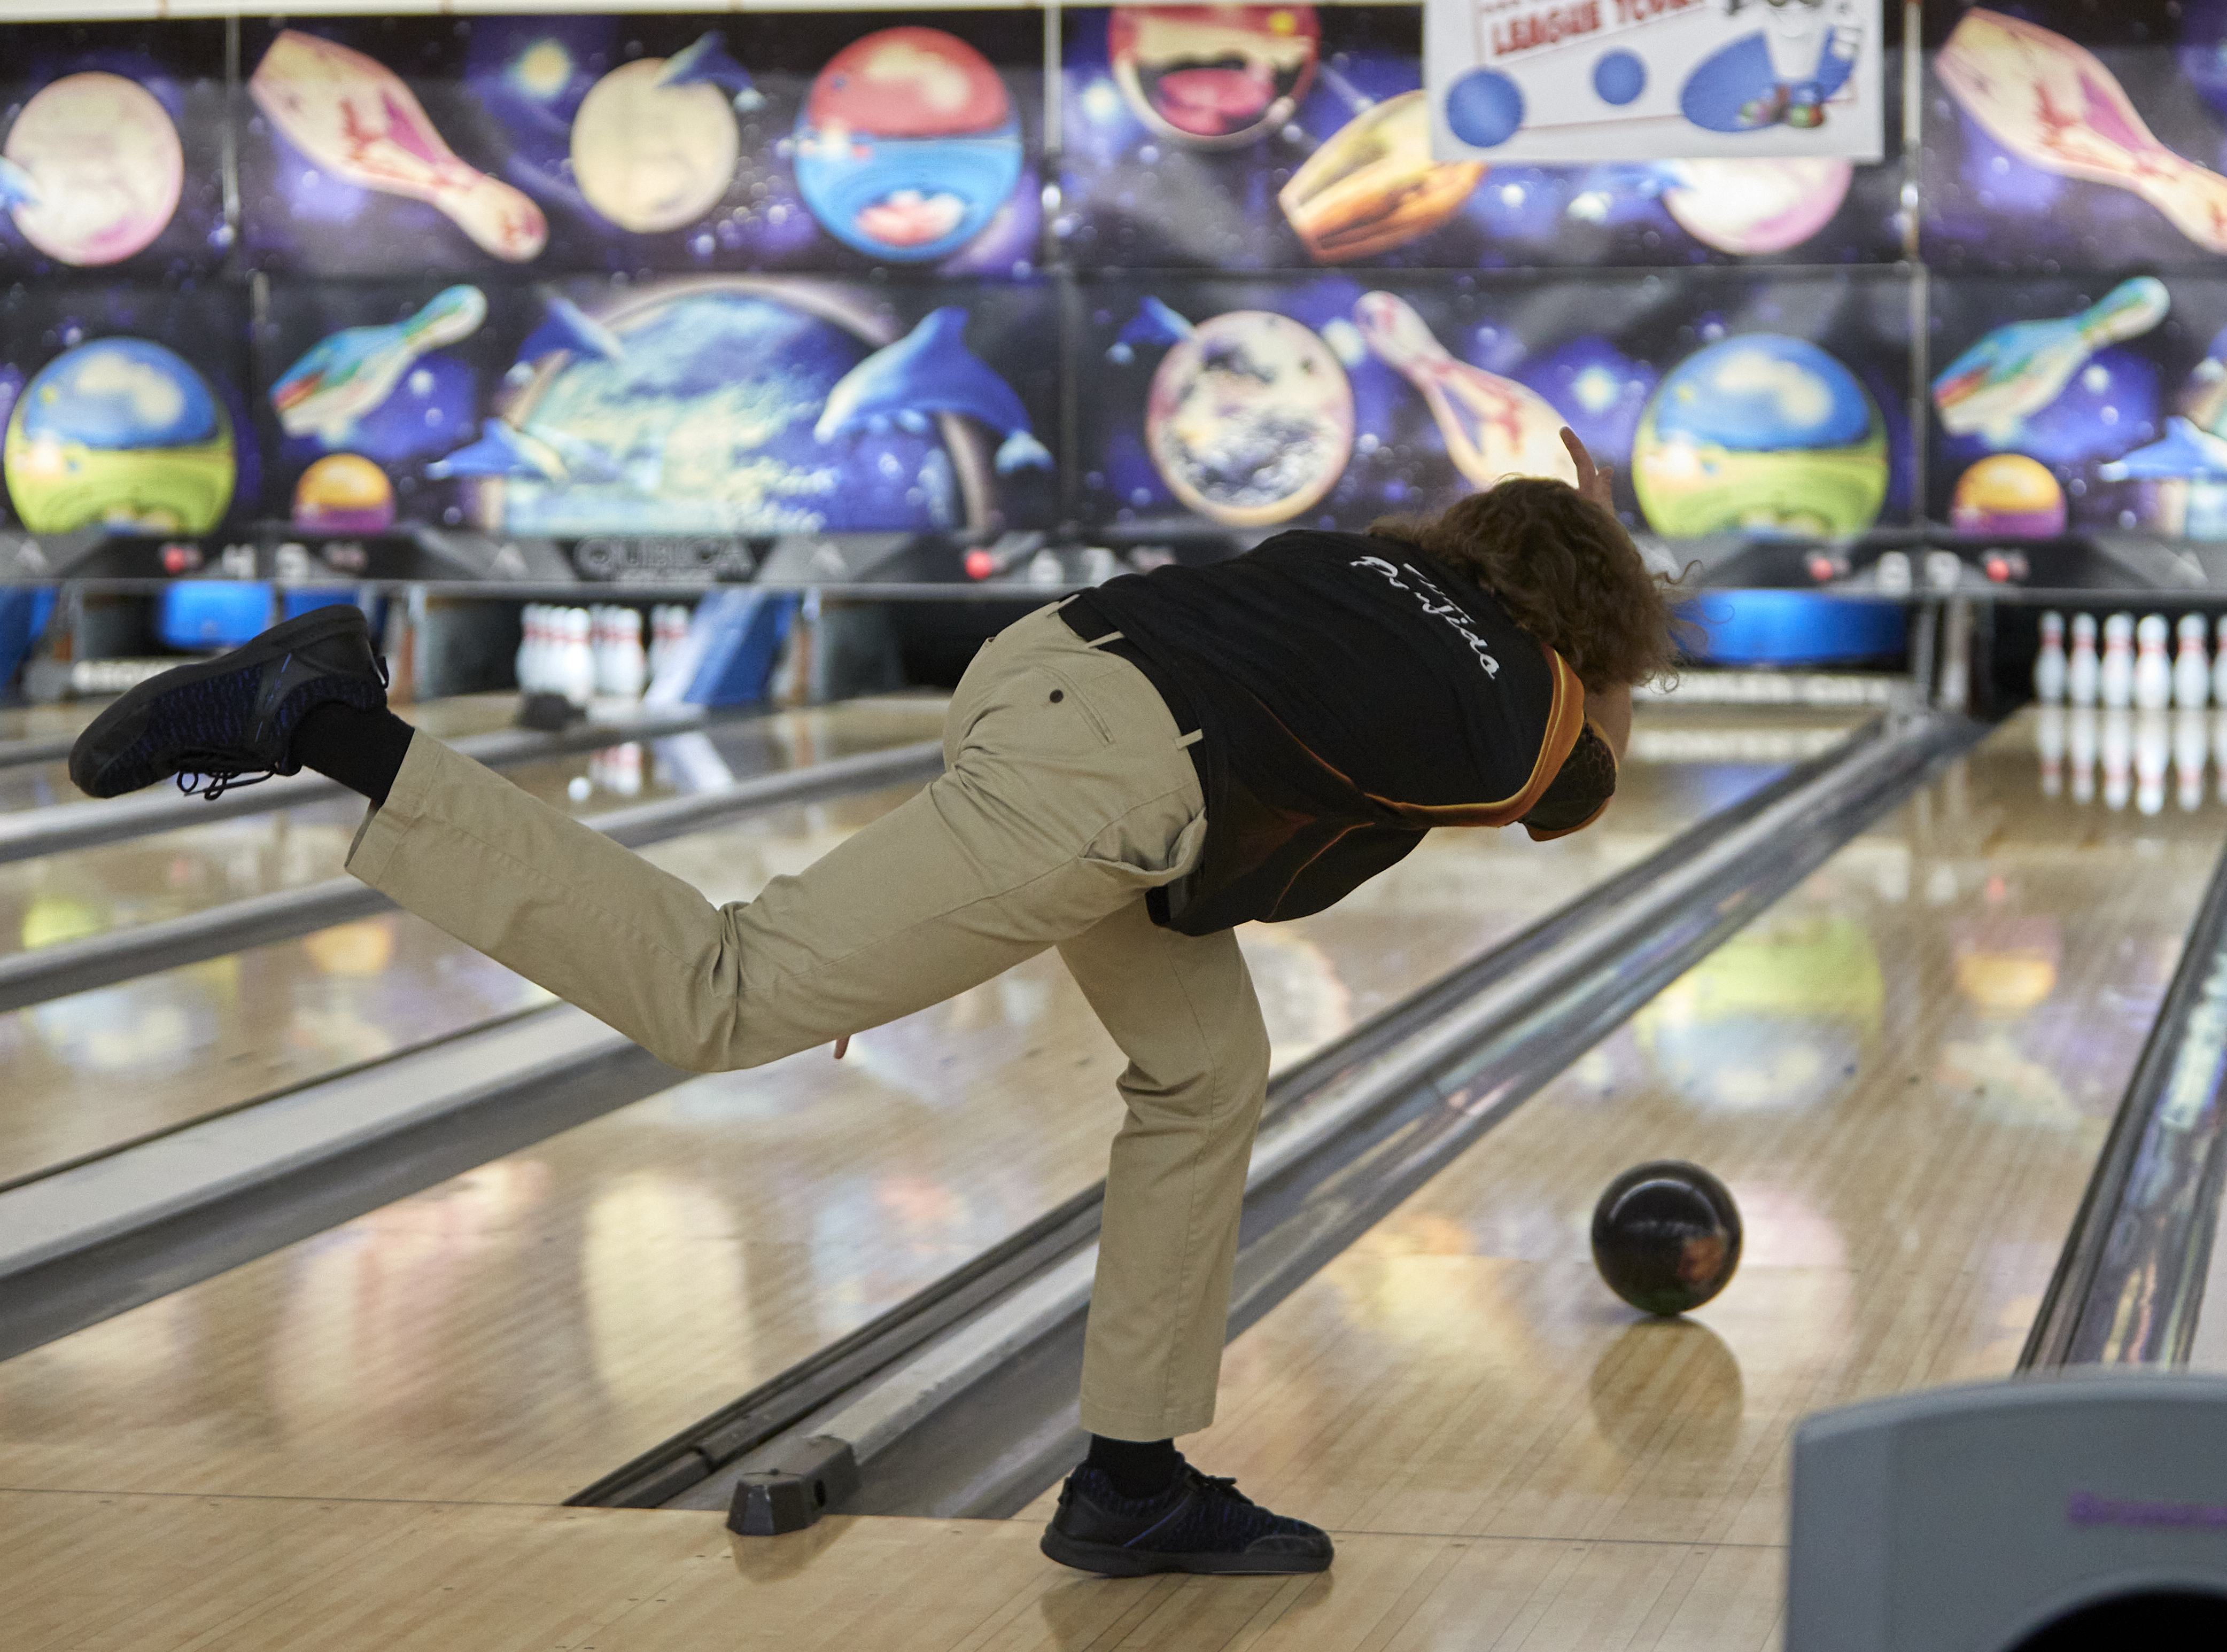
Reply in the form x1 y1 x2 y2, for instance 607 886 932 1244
2021 844 2227 1369
569 710 1976 1514
0 733 72 773
0 700 778 866
0 738 943 1016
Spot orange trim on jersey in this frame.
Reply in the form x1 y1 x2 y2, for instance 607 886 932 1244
1363 640 1589 828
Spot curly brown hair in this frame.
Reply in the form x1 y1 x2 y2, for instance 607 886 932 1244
1369 479 1693 691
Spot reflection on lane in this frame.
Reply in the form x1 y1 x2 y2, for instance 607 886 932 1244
0 703 1863 1505
1173 709 2218 1550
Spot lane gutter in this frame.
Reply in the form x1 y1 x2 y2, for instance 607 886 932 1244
2022 843 2227 1368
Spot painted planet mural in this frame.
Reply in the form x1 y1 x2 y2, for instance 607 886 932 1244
1109 5 1321 147
4 338 235 534
1658 159 1850 256
293 453 395 532
793 28 1021 262
1146 310 1353 526
484 285 990 536
1632 335 1887 538
1949 453 2065 538
571 57 740 234
3 72 183 267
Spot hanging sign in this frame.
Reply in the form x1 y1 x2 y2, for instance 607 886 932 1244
1427 0 1883 163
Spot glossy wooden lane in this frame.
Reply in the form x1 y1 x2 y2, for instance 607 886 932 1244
1101 710 2220 1596
0 697 950 1186
1 1490 1782 1652
0 706 1848 1508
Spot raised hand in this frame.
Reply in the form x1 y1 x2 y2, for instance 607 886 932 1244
1561 426 1613 509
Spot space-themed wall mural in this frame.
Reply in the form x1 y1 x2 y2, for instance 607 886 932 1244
1077 270 1911 538
237 13 1044 279
1057 6 1908 271
255 278 1058 539
5 2 2227 576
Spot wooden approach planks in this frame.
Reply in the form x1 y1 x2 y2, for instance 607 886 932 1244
2 1490 1783 1652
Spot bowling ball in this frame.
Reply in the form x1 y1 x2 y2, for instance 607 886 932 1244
1109 5 1321 147
3 72 183 267
1632 335 1887 539
1145 309 1353 525
3 338 235 535
1590 1160 1743 1315
292 453 394 533
1950 453 2066 539
793 28 1022 262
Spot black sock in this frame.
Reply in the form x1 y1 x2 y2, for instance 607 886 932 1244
1087 1435 1179 1499
292 701 415 807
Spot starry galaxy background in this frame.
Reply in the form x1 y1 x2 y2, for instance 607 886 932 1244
1058 6 1908 272
7 5 2227 553
236 13 1044 281
1076 270 1914 538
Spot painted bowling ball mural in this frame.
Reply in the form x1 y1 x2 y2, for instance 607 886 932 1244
1109 5 1321 147
2 72 183 267
570 58 741 234
1146 310 1353 526
793 28 1022 262
1658 159 1851 256
1949 453 2065 538
3 339 235 534
293 453 395 533
488 285 984 536
1632 336 1887 538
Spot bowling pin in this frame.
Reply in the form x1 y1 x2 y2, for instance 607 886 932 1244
2176 706 2209 809
2136 710 2169 815
2069 613 2101 707
248 30 546 261
606 614 650 703
2037 703 2065 797
2135 614 2173 710
2214 616 2227 709
560 608 597 705
1923 549 1965 591
2176 614 2212 708
1938 11 2227 256
1875 550 1913 595
1351 292 1578 487
2100 613 2136 710
2034 610 2067 705
2102 707 2133 810
2070 705 2099 804
591 606 616 697
516 604 538 695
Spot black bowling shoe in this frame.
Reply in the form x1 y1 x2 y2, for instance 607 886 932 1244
68 605 388 802
1039 1459 1334 1576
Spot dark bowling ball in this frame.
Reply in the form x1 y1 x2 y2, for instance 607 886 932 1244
1590 1160 1743 1315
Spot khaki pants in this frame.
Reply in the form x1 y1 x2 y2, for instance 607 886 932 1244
347 604 1269 1440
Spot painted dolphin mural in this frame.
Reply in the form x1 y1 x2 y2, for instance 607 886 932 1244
426 417 621 485
814 307 1051 474
661 31 764 110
